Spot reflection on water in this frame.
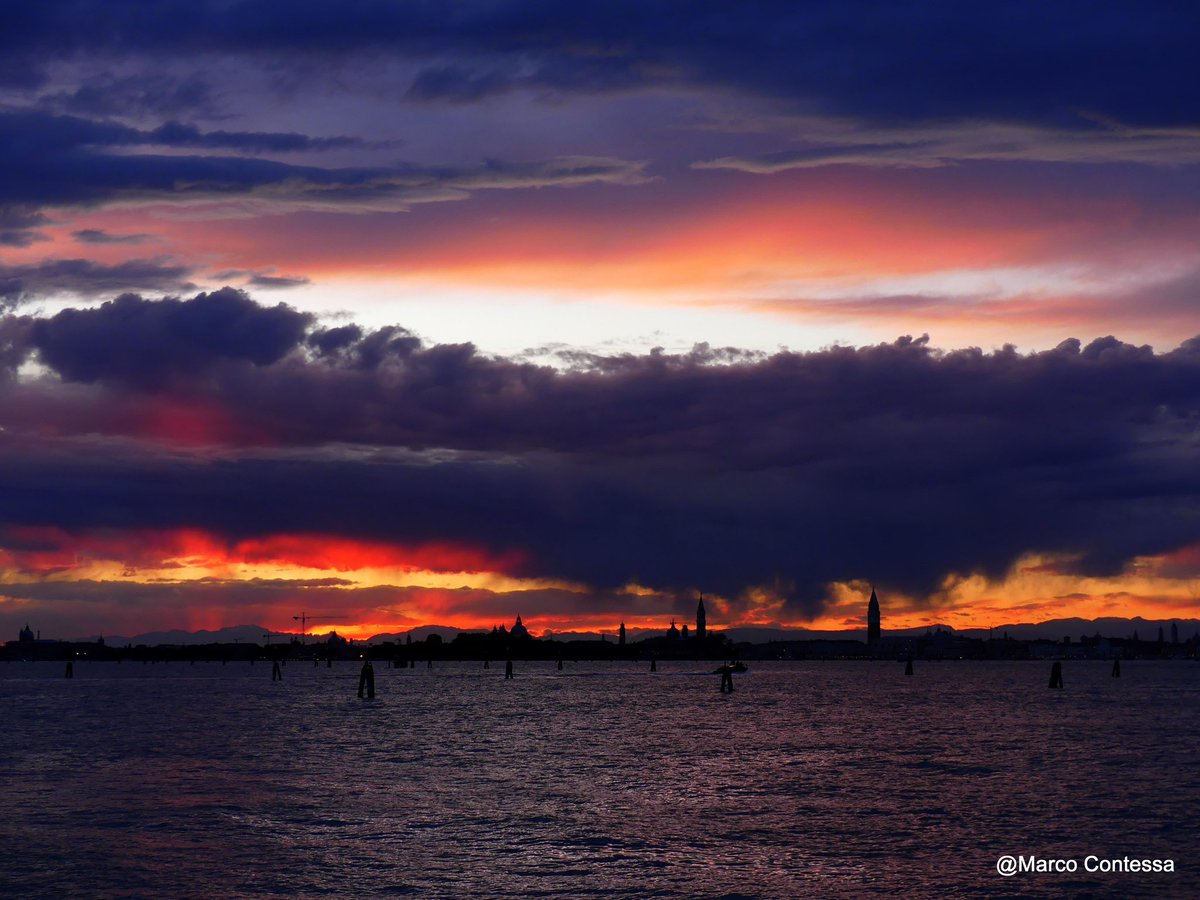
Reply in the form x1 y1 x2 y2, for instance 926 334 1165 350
1 660 1194 897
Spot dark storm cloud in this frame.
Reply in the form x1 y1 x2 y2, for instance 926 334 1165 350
71 229 153 245
28 288 311 388
42 73 219 119
406 65 523 104
2 293 1200 613
0 232 47 248
144 120 364 153
246 274 310 290
404 53 648 103
0 107 646 245
0 108 364 158
0 258 195 308
0 110 354 215
306 323 362 357
3 1 1197 125
0 206 51 248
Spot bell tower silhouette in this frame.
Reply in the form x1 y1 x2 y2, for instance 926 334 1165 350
867 587 881 643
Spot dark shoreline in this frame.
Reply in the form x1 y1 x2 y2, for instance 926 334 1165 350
3 631 1194 665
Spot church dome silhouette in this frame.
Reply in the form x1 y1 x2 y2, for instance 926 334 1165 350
509 615 530 639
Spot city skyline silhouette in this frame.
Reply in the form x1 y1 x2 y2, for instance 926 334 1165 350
1 3 1197 896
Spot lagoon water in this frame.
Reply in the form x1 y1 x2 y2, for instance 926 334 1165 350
1 660 1195 898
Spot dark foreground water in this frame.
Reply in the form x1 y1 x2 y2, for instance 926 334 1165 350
1 659 1195 898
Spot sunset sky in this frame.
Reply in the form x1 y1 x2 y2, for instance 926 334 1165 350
2 1 1199 640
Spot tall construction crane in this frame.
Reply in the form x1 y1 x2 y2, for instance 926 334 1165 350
292 611 348 643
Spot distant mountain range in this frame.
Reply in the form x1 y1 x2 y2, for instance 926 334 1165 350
83 625 278 646
955 616 1200 642
731 616 1199 643
76 615 1200 646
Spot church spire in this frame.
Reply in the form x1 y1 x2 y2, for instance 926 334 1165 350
867 586 881 643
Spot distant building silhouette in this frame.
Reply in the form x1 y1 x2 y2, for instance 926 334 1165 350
867 588 881 643
19 623 34 644
1171 621 1179 644
696 595 707 640
681 624 689 640
667 619 680 640
618 622 626 646
510 615 530 640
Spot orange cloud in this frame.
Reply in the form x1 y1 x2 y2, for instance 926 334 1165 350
0 526 522 580
231 534 524 575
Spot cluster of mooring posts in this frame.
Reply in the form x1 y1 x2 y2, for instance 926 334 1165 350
357 661 375 698
716 663 735 693
50 647 1113 695
45 652 1129 695
1049 661 1064 689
